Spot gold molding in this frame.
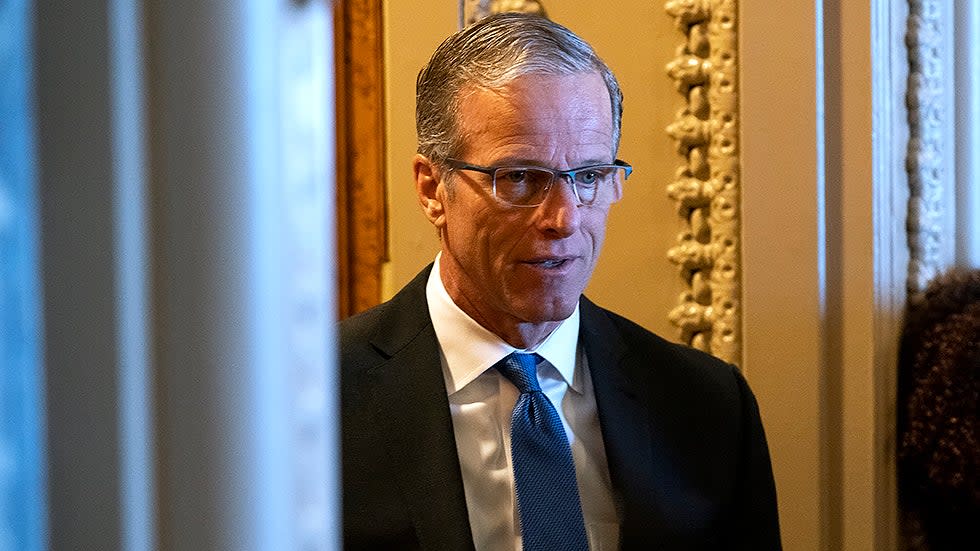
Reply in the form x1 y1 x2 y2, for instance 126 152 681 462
665 0 741 365
334 0 388 318
462 0 548 27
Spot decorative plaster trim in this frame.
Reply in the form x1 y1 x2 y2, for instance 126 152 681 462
665 0 741 364
462 0 548 27
905 0 946 295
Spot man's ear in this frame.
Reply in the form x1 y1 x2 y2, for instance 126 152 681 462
414 154 446 229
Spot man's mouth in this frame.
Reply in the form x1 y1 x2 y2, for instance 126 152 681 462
526 258 572 269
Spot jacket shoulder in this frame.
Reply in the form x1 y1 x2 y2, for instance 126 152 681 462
582 298 733 369
339 265 434 369
579 297 748 409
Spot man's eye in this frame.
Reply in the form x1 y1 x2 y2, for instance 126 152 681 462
577 170 601 186
500 169 528 183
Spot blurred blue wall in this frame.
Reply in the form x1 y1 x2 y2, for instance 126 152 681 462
0 0 45 550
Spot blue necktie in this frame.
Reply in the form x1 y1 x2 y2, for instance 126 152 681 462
496 352 589 551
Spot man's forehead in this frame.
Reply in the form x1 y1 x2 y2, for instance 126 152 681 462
454 72 611 121
457 70 606 98
450 73 615 163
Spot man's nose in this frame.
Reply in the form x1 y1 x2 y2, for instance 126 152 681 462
534 176 582 236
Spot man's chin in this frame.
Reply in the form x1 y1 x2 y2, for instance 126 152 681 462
516 299 579 325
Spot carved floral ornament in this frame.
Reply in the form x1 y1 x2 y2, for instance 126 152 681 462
462 0 547 26
905 0 946 296
665 0 741 365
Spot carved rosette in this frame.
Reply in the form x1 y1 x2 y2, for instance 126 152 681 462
905 0 945 296
462 0 548 26
664 0 741 365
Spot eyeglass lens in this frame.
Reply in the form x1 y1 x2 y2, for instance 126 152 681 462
494 166 624 206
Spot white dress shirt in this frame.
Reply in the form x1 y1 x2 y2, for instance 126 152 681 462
426 254 619 551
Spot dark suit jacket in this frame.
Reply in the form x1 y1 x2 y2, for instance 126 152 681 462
341 266 781 550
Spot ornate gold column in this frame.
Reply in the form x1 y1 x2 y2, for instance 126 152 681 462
665 0 741 365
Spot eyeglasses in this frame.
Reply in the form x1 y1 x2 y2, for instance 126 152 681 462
443 158 632 207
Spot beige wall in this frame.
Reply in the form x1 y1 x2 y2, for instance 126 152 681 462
382 1 457 301
742 1 901 549
740 2 829 548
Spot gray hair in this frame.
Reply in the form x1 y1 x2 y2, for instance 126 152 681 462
416 13 623 162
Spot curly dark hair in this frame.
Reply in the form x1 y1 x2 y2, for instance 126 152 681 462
897 267 980 550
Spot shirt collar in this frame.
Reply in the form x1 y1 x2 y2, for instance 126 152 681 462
426 253 581 395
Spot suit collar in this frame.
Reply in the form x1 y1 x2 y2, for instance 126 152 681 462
427 256 582 394
365 265 434 358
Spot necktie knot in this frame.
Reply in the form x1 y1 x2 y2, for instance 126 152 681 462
496 352 542 393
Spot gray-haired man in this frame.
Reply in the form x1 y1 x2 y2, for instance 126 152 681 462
341 13 781 550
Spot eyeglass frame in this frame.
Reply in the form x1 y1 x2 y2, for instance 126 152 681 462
441 157 633 208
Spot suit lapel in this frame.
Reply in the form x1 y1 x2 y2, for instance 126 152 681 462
359 268 475 550
579 298 667 545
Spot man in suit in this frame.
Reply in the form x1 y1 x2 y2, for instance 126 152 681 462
341 13 781 550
